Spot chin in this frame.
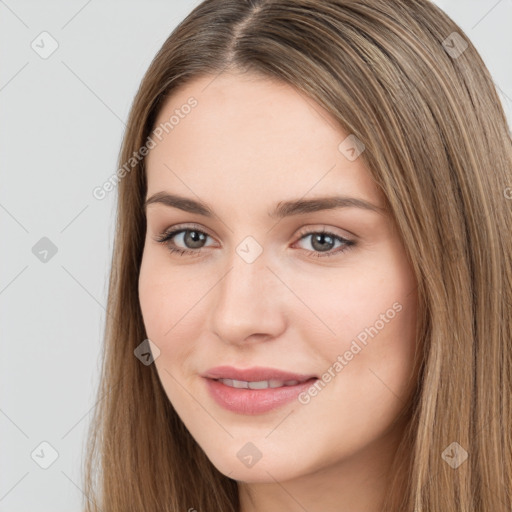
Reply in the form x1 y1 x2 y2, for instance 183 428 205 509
200 440 314 483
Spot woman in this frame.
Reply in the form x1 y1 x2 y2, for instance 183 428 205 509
84 0 512 510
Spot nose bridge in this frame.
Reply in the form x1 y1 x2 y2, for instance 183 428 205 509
209 238 285 343
217 243 272 315
222 234 270 299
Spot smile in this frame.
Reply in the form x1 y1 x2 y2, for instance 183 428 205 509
217 378 301 389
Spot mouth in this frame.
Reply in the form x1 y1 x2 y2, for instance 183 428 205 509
215 378 308 389
201 366 318 415
202 365 317 383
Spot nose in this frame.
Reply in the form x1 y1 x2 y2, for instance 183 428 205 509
209 248 287 346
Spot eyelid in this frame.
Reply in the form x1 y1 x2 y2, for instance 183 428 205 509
295 224 355 240
158 222 216 240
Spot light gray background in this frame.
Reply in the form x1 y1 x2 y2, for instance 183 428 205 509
1 1 510 511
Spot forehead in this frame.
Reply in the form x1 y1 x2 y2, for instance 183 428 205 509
145 72 383 212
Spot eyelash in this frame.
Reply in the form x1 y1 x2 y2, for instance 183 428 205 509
153 224 356 259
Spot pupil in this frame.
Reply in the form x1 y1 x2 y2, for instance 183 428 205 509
312 233 334 252
186 230 205 248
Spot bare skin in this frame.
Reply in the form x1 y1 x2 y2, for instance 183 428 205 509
138 71 419 512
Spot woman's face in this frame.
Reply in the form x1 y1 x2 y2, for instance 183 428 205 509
139 71 419 484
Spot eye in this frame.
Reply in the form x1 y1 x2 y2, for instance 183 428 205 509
294 228 355 258
154 224 214 257
153 225 356 258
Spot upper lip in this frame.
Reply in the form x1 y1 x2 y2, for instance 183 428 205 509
202 366 317 382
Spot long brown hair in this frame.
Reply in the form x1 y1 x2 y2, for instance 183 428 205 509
83 1 512 510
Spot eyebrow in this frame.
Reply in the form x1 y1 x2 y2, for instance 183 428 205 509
143 192 387 218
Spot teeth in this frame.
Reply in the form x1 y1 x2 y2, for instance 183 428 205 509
231 379 249 389
248 380 269 389
218 378 302 389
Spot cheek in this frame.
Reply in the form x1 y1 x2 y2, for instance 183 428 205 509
325 276 418 410
139 249 197 336
138 255 166 337
139 280 209 436
138 250 206 375
299 253 418 404
287 259 416 354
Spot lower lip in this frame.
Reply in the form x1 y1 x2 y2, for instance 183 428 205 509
204 377 318 415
